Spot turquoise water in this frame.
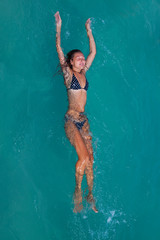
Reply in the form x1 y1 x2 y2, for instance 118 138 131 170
1 0 160 239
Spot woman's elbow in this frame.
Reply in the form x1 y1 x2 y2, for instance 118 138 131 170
92 50 96 57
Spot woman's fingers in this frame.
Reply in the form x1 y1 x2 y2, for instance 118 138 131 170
87 18 91 24
54 11 59 19
85 18 91 31
85 18 91 25
54 11 61 24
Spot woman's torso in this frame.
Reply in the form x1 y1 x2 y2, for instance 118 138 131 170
65 70 88 113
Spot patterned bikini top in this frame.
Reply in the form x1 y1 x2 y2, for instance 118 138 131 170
67 73 89 91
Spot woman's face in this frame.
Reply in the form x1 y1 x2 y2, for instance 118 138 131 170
71 52 86 71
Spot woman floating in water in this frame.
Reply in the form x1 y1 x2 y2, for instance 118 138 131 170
54 11 98 213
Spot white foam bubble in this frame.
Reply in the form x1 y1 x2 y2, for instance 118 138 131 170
65 31 70 39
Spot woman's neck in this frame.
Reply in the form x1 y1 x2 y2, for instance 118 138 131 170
72 67 81 73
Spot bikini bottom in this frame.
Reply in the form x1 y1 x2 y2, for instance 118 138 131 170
65 114 86 130
64 112 91 146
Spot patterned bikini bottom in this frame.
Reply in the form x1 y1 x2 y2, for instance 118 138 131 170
64 111 91 146
65 112 87 130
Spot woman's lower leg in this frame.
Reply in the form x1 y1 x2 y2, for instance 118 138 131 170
85 161 93 194
73 157 88 212
85 158 98 213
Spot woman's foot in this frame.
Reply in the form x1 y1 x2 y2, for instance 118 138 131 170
73 202 83 213
73 188 83 213
91 205 98 213
86 192 98 213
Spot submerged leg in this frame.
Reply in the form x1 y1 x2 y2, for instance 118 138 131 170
73 157 86 213
81 122 98 213
85 150 98 213
65 120 90 213
74 137 90 213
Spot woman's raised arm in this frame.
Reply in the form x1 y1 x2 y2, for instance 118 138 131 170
54 11 66 66
54 12 71 85
84 19 96 72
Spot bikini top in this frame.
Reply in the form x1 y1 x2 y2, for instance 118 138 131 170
67 73 89 91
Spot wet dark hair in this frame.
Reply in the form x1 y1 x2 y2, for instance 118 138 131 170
66 49 83 69
54 49 82 77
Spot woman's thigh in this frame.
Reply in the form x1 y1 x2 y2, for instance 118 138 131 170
65 119 89 160
80 120 94 163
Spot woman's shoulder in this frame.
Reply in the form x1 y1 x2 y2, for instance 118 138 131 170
63 67 72 88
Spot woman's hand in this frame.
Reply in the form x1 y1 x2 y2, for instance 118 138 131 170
54 11 62 31
85 18 91 32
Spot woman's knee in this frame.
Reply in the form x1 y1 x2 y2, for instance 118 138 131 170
81 153 90 163
76 154 90 173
